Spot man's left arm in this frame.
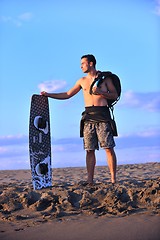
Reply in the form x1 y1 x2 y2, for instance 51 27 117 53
92 78 118 100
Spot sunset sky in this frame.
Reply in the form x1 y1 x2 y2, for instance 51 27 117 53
0 0 159 169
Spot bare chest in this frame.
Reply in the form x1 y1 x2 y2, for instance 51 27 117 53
82 78 107 94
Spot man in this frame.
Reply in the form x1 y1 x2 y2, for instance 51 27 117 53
41 54 118 184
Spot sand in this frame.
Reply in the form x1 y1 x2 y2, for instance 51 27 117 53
0 162 160 240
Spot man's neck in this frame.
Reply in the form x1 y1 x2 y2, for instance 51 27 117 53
87 69 97 78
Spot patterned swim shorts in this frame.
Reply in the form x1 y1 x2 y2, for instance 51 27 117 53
83 121 115 150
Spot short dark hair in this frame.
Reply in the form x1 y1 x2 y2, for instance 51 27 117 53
81 54 96 68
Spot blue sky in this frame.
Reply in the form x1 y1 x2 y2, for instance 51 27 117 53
0 0 160 170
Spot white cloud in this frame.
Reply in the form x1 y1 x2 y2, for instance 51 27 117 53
119 127 160 138
0 131 159 169
0 134 28 146
38 80 67 92
0 12 33 27
119 91 160 112
0 146 7 154
1 16 12 22
18 12 33 21
154 0 160 15
137 130 159 137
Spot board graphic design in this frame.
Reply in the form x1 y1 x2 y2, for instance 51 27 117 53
29 94 52 190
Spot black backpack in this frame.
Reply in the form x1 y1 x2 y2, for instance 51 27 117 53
89 71 121 136
89 71 121 108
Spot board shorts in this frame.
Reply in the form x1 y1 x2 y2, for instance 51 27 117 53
83 121 115 150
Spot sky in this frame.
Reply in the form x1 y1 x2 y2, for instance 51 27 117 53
0 0 160 170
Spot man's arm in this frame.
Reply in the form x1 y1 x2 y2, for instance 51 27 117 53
92 77 118 100
41 80 82 99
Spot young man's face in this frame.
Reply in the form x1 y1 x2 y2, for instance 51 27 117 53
81 57 92 73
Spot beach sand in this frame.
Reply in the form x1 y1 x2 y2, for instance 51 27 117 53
0 162 159 240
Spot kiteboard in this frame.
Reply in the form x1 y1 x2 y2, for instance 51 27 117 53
29 94 52 190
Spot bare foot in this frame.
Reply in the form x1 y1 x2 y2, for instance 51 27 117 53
111 177 116 184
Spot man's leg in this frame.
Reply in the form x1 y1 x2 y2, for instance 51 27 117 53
86 150 96 184
105 148 117 184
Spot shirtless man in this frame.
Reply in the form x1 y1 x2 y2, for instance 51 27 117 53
41 54 118 184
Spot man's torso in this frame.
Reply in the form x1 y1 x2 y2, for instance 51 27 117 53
79 76 108 107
